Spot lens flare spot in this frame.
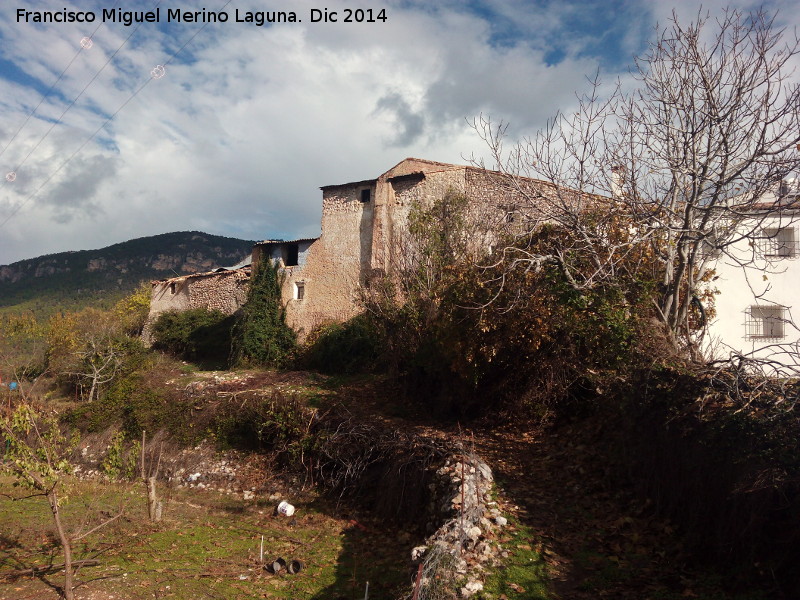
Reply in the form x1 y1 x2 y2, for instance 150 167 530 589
80 37 93 49
5 172 16 182
151 65 166 79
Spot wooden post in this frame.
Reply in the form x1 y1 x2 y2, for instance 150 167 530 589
141 431 162 522
411 563 423 600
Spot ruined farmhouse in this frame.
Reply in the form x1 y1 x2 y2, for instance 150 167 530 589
144 158 533 339
143 259 251 343
144 157 800 371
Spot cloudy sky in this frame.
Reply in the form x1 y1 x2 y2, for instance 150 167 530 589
0 0 794 264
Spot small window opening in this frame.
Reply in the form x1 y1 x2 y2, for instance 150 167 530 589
286 243 299 267
746 305 786 339
295 282 305 301
501 204 519 224
169 282 176 294
702 231 722 259
760 227 797 258
360 189 371 203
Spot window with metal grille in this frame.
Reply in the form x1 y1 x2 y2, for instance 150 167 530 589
701 231 722 259
745 305 786 339
760 227 797 258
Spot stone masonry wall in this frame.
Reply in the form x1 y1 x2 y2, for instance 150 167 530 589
283 162 549 338
410 450 507 598
282 183 371 337
142 269 250 344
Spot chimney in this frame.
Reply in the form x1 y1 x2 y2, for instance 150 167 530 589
610 165 626 198
778 177 798 198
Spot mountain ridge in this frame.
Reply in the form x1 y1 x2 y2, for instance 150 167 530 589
0 231 256 315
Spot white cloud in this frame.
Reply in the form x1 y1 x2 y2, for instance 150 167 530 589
3 0 791 265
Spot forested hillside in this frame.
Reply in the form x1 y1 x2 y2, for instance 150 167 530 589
0 231 255 316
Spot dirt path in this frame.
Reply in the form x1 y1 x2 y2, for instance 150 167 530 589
321 378 736 599
471 421 697 599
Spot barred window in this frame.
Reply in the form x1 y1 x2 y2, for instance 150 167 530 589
759 227 797 258
701 231 722 259
745 305 786 339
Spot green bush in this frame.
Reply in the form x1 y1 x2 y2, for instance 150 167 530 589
151 308 235 362
302 314 385 374
100 431 140 480
208 393 315 456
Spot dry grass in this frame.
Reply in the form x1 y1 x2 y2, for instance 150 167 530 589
0 475 411 600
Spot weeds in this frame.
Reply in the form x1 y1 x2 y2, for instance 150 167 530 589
0 475 409 599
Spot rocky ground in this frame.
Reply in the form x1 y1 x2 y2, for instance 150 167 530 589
310 374 762 600
70 370 759 599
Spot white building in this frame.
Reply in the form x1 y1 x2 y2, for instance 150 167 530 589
705 186 800 373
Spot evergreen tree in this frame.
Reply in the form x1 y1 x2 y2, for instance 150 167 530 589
232 261 296 367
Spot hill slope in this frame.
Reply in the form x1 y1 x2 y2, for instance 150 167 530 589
0 231 255 315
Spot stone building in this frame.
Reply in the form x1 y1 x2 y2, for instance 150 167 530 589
144 158 539 341
142 264 251 344
258 157 536 337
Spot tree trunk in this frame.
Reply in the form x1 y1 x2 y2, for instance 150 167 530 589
48 490 74 600
146 477 162 522
141 431 162 522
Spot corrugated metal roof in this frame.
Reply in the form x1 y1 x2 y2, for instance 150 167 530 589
254 237 319 246
320 178 377 191
214 254 252 272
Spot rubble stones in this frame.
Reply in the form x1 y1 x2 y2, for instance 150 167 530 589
461 580 484 597
411 546 427 561
72 436 298 502
413 452 506 598
467 526 482 543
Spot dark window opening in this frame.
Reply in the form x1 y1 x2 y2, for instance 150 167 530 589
360 189 371 203
286 244 299 267
169 282 176 294
296 282 305 300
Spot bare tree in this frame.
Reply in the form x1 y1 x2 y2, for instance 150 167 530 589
472 9 800 356
68 335 123 403
1 400 122 599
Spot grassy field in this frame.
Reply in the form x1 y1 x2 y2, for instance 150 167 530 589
0 475 412 600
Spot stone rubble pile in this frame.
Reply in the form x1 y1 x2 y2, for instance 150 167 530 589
74 438 299 502
412 451 507 598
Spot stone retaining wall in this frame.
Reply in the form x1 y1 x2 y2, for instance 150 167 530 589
411 450 505 599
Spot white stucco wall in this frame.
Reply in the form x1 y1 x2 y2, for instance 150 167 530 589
705 210 800 370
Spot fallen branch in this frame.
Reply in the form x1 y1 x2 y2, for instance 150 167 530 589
0 559 100 579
